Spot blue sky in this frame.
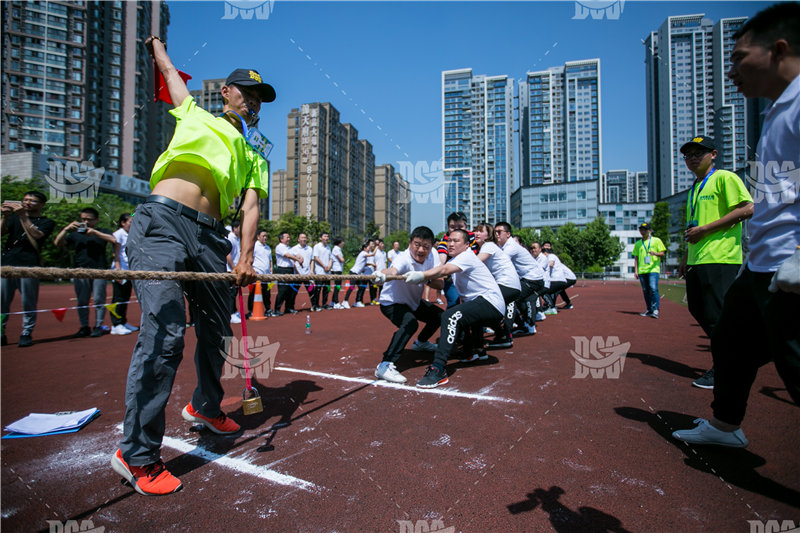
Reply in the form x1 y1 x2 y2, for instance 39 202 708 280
166 0 771 233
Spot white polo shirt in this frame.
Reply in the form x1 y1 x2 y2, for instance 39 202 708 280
275 242 293 268
253 241 271 275
331 245 344 272
501 239 544 281
291 243 313 275
313 242 332 273
545 253 567 283
111 228 129 270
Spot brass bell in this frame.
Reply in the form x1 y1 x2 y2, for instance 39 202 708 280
242 387 263 415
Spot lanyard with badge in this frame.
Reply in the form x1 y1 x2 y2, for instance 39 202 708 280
643 237 653 264
687 167 715 229
222 110 273 223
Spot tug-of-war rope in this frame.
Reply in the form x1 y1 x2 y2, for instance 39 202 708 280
0 266 404 283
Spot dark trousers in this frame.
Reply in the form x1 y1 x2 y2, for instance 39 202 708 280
686 263 739 337
247 282 271 314
558 279 576 305
111 279 133 326
432 296 503 369
312 282 330 308
380 301 443 363
711 268 800 425
120 202 233 466
518 278 544 326
497 285 521 339
274 266 295 312
330 270 342 304
543 281 569 308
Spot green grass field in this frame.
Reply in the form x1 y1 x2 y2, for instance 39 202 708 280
659 282 687 307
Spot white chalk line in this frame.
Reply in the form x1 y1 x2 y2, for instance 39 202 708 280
160 435 320 493
113 424 319 492
275 366 523 404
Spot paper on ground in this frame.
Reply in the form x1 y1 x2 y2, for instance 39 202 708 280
4 408 99 435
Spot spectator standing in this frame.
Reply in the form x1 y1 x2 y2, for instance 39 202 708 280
226 220 242 323
290 233 314 311
330 237 345 309
273 232 303 315
632 223 666 319
54 207 119 338
110 213 137 335
1 191 55 347
248 229 272 317
311 232 333 310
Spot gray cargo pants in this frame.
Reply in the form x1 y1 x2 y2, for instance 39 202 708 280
120 202 233 466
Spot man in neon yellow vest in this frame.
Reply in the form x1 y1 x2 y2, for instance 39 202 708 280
632 223 666 318
111 36 274 496
678 135 753 390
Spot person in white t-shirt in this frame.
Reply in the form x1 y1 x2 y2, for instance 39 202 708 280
330 237 345 308
343 240 375 308
248 229 272 317
373 239 388 301
311 232 333 311
496 222 545 335
558 263 577 309
109 213 137 336
226 220 242 323
541 244 568 315
404 229 505 388
371 227 444 383
387 241 401 265
273 231 304 315
289 233 314 312
474 224 521 349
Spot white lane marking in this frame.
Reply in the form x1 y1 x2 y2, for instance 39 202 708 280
160 435 320 492
275 366 523 404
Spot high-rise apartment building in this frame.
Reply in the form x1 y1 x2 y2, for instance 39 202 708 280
600 170 649 204
2 1 170 180
644 14 756 200
274 102 375 237
189 78 225 116
374 163 410 237
442 69 514 225
519 59 602 186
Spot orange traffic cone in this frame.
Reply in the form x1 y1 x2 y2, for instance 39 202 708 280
251 281 267 321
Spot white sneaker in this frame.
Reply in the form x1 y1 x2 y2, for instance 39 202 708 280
333 303 341 310
412 339 437 352
536 311 546 321
375 362 407 383
544 308 558 315
230 313 241 324
110 324 132 335
525 323 536 335
341 301 351 309
123 323 139 332
651 310 660 319
354 302 365 308
672 418 749 448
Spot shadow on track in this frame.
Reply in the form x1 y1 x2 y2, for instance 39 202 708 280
615 407 800 510
625 352 705 380
507 485 632 532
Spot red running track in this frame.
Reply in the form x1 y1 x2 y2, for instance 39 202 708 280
1 281 798 532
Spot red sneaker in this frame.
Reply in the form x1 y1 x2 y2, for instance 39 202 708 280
111 449 182 496
182 403 241 434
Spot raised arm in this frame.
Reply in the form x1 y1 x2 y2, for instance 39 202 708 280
146 36 190 108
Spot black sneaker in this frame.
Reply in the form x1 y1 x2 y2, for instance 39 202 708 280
72 326 91 338
271 310 284 317
416 365 449 389
287 309 298 315
17 334 33 347
692 368 714 389
486 337 513 350
90 327 104 338
459 349 489 363
562 304 574 309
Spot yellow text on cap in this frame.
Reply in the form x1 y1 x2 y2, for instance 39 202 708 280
249 71 262 83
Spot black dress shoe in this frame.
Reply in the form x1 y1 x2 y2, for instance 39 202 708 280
287 309 298 315
17 334 33 347
72 326 91 338
271 310 284 317
90 327 104 337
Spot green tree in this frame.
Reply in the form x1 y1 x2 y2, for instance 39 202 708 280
651 202 671 247
556 223 581 271
538 226 558 249
577 216 624 271
385 229 411 248
513 227 538 248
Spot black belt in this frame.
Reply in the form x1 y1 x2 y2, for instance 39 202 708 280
145 195 227 235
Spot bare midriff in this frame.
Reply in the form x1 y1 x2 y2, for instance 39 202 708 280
150 161 222 220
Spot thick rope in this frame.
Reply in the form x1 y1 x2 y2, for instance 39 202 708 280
0 266 403 283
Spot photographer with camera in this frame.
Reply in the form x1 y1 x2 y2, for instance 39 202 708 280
1 191 55 347
54 207 119 338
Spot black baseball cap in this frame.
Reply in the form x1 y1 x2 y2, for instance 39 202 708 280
225 69 276 103
639 222 651 231
680 135 715 154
